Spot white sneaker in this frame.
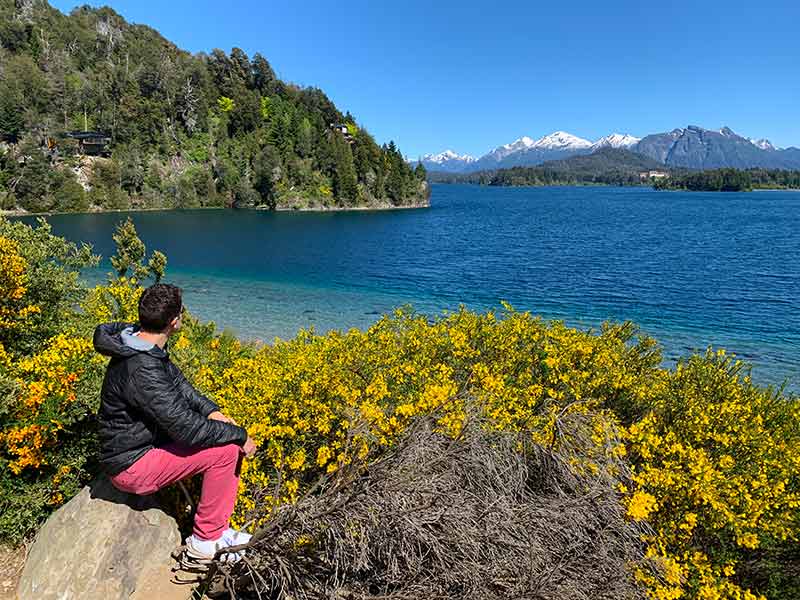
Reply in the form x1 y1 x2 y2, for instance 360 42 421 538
184 534 242 563
222 527 252 546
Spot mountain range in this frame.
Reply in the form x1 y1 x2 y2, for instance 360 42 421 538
415 126 800 173
427 148 667 187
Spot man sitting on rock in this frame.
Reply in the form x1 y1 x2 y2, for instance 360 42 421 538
93 283 257 562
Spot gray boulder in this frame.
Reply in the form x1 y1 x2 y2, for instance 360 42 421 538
17 478 191 600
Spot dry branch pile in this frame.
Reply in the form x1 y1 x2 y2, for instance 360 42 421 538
210 415 653 600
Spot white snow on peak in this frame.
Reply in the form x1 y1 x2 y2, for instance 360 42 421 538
591 133 640 150
421 149 476 164
484 136 536 160
531 131 592 150
748 138 777 151
505 136 536 149
484 131 593 162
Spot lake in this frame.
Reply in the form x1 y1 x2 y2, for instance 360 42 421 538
21 184 800 390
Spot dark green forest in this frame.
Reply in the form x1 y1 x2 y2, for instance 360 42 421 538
0 0 428 213
654 168 800 192
430 148 667 187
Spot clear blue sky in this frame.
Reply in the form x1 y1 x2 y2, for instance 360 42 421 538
51 0 800 158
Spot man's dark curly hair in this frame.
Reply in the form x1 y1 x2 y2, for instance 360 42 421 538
138 283 182 332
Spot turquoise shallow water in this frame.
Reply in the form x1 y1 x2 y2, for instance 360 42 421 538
20 184 800 390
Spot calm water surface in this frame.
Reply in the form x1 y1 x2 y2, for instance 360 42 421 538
23 185 800 389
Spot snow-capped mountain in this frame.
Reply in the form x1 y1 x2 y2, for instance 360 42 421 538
590 133 640 151
421 149 476 165
471 131 593 171
483 132 591 163
480 136 536 163
422 150 475 165
531 131 592 150
749 138 777 151
413 149 476 173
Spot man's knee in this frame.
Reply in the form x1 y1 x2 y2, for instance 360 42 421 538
216 443 241 464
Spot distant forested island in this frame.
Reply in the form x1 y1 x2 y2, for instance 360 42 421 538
653 168 800 192
0 1 427 214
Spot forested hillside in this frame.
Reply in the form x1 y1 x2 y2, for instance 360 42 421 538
0 0 428 212
653 168 800 192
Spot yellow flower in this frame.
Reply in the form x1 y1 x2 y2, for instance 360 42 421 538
736 533 759 549
0 236 40 331
316 445 333 467
626 491 658 521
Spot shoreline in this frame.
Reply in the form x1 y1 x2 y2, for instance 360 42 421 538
1 201 430 219
652 187 800 193
430 181 800 192
429 181 650 189
273 201 430 213
0 206 225 218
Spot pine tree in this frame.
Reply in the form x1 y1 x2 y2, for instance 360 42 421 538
110 218 147 279
295 116 313 158
148 251 167 283
0 85 24 142
251 53 276 93
333 135 358 203
254 144 282 208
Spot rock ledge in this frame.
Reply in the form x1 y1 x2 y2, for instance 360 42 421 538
17 477 190 600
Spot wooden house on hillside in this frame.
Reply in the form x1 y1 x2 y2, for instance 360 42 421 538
330 123 355 144
64 131 111 156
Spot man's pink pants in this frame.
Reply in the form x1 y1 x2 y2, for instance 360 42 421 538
110 443 242 541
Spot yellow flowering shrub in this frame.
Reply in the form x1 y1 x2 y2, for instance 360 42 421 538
0 218 97 357
83 276 144 323
0 236 40 336
0 331 106 537
0 219 100 541
183 308 659 524
2 334 102 474
172 308 798 599
624 351 800 599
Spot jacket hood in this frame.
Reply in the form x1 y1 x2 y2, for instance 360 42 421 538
93 322 167 359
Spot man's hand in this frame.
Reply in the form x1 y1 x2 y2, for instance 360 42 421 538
208 410 237 425
209 411 254 456
242 436 257 457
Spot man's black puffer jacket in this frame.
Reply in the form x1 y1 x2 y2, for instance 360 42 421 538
94 322 248 475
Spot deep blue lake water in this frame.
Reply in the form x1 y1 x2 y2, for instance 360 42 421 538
21 184 800 390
